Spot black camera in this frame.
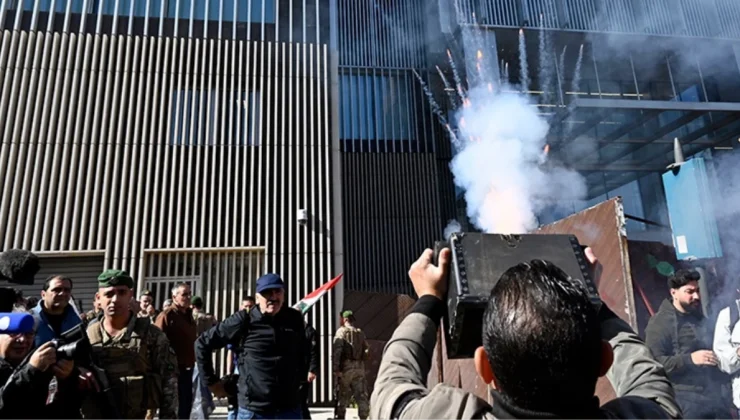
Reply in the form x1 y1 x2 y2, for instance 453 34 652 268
434 232 601 359
51 324 92 362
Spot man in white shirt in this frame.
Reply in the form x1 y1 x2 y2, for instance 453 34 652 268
713 293 740 416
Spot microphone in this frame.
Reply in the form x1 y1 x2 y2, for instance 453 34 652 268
0 249 40 285
0 312 35 334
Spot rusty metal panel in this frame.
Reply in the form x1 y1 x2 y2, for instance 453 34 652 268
427 197 634 404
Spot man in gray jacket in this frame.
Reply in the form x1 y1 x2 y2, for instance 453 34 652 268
371 247 681 419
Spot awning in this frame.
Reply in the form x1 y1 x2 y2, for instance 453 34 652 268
545 98 740 199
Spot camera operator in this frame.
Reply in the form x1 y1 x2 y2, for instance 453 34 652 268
370 248 681 419
0 308 80 418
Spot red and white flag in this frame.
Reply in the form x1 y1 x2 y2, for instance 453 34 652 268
292 273 343 315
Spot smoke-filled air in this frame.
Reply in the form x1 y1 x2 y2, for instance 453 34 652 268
421 14 588 235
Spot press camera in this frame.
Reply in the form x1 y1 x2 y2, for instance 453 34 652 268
434 232 601 359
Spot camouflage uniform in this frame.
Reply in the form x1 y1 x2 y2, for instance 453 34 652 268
193 310 216 337
333 323 370 420
83 309 101 323
81 313 179 419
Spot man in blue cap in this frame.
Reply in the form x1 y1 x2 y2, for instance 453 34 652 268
195 273 309 419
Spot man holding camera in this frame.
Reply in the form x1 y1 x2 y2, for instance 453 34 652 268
80 269 179 419
370 248 681 419
0 308 80 418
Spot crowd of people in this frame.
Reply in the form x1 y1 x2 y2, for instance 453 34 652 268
0 268 370 420
1 244 738 419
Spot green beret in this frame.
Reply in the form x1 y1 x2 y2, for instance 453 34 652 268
191 296 203 306
98 269 134 289
342 310 354 318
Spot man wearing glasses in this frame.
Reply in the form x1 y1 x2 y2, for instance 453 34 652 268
31 275 82 348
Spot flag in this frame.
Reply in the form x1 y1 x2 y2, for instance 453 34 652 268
293 273 343 315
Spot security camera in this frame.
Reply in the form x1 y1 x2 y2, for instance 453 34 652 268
297 209 308 226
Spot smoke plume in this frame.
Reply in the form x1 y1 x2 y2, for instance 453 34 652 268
449 84 586 234
444 219 462 240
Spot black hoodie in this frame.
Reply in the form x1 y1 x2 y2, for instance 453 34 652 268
645 299 727 394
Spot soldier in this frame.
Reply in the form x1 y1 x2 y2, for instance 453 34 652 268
83 293 102 323
80 269 179 419
333 310 370 420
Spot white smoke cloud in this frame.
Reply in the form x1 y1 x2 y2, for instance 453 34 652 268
449 83 587 234
444 219 462 240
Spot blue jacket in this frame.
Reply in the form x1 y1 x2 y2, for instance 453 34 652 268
32 302 82 348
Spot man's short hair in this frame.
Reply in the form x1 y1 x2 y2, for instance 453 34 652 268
171 282 190 296
483 259 601 413
43 275 73 291
668 269 701 290
243 296 255 303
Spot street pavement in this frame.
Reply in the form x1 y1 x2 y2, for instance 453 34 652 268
208 406 359 419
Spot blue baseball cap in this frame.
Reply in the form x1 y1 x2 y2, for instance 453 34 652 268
256 273 284 294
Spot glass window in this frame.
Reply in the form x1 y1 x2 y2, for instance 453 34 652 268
169 88 261 146
339 73 415 142
236 0 276 24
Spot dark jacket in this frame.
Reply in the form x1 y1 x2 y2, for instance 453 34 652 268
195 306 308 414
0 356 80 418
370 296 681 419
305 323 319 378
32 302 82 348
645 299 728 394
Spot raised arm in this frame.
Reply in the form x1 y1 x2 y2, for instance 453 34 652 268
195 310 248 387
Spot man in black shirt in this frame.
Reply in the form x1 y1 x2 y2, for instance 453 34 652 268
645 269 732 418
300 320 320 419
196 273 308 419
0 309 80 418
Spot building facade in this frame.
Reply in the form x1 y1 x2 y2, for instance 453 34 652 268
2 0 740 404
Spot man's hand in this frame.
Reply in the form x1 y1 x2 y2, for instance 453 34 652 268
408 248 450 300
209 381 228 399
307 372 316 383
691 350 719 366
29 341 57 371
52 359 75 380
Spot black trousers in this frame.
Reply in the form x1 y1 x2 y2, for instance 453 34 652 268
676 390 732 419
299 382 312 419
178 367 194 419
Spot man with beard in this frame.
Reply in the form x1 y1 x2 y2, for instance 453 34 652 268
32 275 82 347
195 274 308 419
645 269 732 418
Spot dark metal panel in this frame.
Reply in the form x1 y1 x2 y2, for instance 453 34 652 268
572 97 740 112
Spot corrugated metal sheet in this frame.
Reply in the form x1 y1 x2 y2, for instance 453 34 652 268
13 254 104 314
336 0 427 69
341 153 443 296
428 197 635 404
